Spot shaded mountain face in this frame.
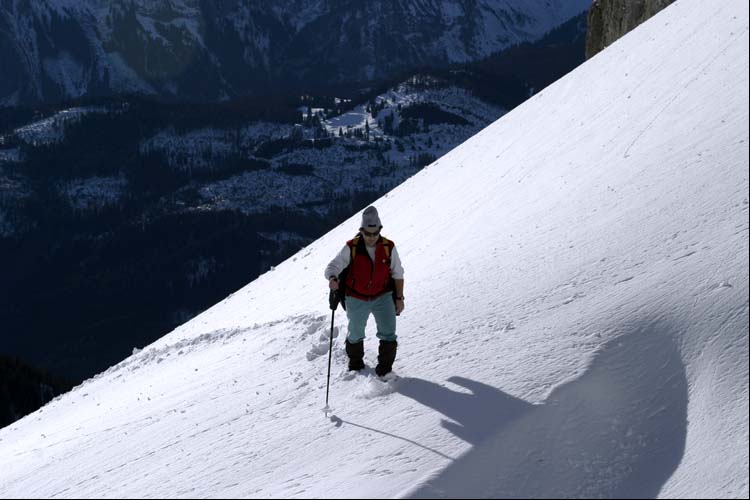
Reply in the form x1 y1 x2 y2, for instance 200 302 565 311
0 354 73 428
0 0 590 105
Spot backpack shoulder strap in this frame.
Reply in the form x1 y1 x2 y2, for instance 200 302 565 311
347 235 361 260
380 237 393 258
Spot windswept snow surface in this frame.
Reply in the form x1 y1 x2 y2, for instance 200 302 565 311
1 0 748 498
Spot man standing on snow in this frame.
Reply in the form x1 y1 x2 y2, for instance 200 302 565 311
325 206 405 376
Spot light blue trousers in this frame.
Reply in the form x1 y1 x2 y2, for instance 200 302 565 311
346 294 398 343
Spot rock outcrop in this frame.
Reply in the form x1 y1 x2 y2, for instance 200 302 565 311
586 0 676 59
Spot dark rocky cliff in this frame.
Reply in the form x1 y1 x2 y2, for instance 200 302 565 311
586 0 676 59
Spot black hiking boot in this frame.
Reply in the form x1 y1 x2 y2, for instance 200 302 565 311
375 340 397 377
345 340 365 371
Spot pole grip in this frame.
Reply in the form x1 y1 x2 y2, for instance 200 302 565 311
329 289 340 311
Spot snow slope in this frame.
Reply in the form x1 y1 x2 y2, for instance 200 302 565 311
0 0 747 498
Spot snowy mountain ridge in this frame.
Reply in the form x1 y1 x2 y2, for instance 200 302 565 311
0 0 747 498
0 0 590 105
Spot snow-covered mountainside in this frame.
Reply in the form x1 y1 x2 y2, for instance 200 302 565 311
169 79 504 217
2 77 503 218
0 0 589 105
0 0 747 498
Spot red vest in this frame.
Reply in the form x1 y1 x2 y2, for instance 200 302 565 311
345 236 395 300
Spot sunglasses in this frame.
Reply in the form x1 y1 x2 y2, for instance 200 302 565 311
361 229 380 237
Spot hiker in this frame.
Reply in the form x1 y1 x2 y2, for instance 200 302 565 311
324 206 405 376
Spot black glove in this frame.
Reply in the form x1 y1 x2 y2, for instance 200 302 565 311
329 289 340 311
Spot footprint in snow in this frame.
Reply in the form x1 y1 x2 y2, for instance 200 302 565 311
305 326 339 361
339 365 376 381
708 280 733 291
356 372 400 399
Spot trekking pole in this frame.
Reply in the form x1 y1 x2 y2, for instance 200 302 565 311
324 289 340 415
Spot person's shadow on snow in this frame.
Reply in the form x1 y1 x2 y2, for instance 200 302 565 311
396 376 532 446
396 319 689 498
